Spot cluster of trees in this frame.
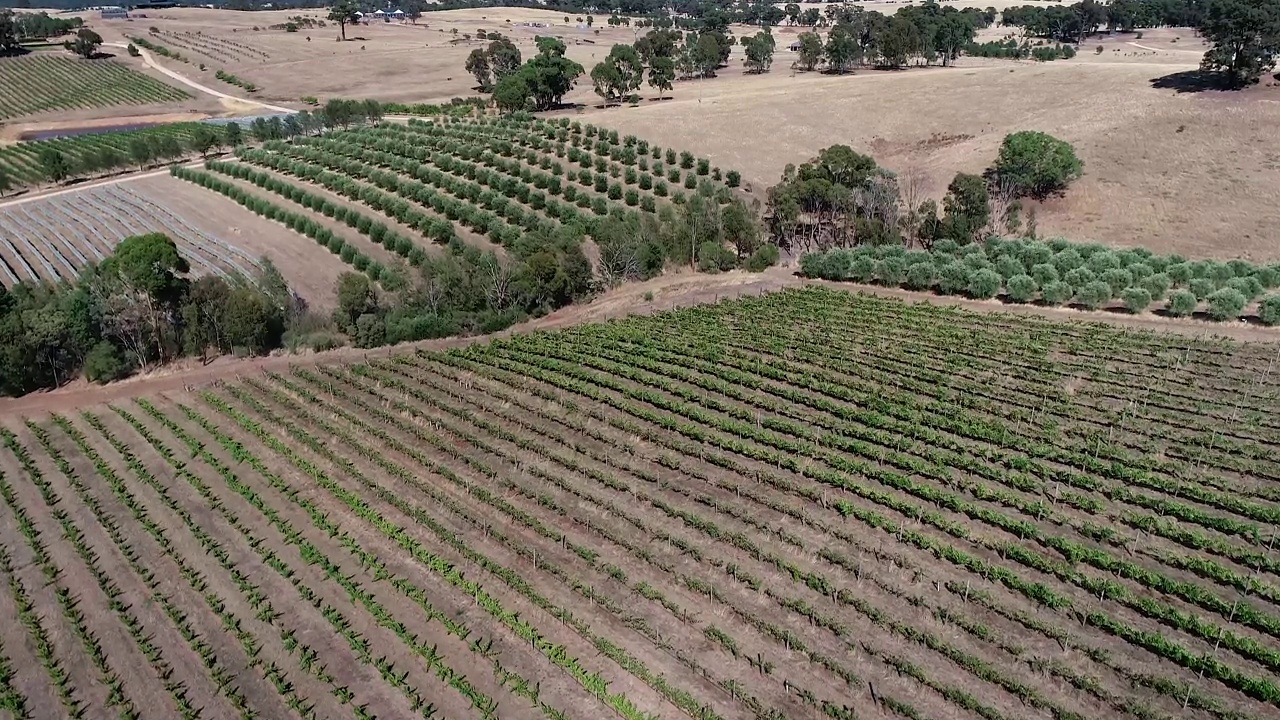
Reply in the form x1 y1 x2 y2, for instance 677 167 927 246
489 36 585 112
766 131 1082 253
464 35 522 91
0 233 301 395
967 38 1078 61
0 9 83 52
63 27 102 58
1003 0 1279 87
792 4 987 72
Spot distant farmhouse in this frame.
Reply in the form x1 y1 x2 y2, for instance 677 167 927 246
98 5 129 19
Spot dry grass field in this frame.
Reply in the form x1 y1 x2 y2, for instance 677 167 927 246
574 28 1280 263
70 6 1280 262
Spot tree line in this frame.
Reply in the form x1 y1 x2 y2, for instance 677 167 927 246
18 99 387 190
0 9 83 53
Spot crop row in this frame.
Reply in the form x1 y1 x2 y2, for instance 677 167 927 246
0 55 188 120
170 164 401 289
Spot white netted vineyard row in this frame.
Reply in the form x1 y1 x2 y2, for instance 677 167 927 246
0 186 261 288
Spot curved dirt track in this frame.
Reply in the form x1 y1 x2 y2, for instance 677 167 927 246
4 267 1276 418
104 42 294 113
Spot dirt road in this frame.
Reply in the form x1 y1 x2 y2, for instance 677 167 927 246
104 42 294 114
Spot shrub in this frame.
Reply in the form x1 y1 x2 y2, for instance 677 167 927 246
1166 262 1193 284
654 181 668 197
1087 250 1120 274
968 268 1002 299
1030 262 1059 286
1166 289 1198 316
904 261 937 290
995 255 1026 280
84 341 128 383
684 174 697 189
1063 267 1096 288
696 159 710 176
1127 262 1154 281
1189 278 1216 300
1041 281 1074 306
1100 268 1133 297
876 257 908 286
1122 286 1152 313
1260 295 1280 326
1076 280 1113 310
726 170 741 187
679 151 694 169
624 189 639 206
744 244 779 272
1141 272 1171 300
1005 274 1037 303
697 241 736 272
1207 287 1246 320
608 183 623 200
1227 275 1263 301
1053 248 1084 273
937 262 971 294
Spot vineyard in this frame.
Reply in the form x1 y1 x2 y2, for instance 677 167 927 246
0 184 262 287
0 54 190 121
0 122 201 187
1 287 1277 720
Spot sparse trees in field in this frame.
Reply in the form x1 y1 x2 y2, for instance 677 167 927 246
465 48 493 90
824 23 862 73
992 131 1083 198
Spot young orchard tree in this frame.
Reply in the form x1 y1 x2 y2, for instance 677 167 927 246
328 0 360 41
465 48 493 90
744 30 775 73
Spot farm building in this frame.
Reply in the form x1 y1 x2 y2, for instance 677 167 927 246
99 6 129 19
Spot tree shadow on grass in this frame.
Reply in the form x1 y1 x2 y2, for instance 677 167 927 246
1150 70 1224 94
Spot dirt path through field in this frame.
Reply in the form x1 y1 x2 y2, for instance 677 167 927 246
103 43 294 114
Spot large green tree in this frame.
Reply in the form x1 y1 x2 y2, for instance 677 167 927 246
328 0 360 41
825 23 862 73
795 31 823 70
64 27 102 58
487 37 522 81
743 30 775 73
0 10 19 54
992 131 1083 198
1198 0 1280 87
648 55 675 98
591 43 643 104
465 48 493 90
